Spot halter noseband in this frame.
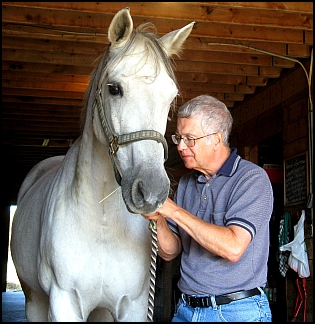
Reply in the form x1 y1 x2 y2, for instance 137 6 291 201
93 86 169 186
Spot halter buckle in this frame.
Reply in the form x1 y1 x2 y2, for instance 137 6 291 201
109 136 119 155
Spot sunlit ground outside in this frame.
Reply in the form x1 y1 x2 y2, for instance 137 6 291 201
6 205 22 291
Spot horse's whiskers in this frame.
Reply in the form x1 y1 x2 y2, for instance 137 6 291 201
99 187 121 203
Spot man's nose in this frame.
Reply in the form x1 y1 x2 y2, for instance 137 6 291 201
177 138 188 149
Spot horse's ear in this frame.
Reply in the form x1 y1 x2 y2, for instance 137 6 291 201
159 22 195 57
108 8 133 48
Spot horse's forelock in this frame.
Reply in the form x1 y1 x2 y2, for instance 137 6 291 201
80 22 178 133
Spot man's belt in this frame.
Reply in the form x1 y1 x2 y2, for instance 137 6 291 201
182 287 262 308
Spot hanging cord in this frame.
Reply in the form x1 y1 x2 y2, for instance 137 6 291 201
147 219 158 322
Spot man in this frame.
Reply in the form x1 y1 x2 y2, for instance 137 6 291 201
143 95 273 322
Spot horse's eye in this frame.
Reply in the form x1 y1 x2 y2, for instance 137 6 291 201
108 83 123 97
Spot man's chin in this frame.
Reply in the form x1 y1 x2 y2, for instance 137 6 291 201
183 161 193 169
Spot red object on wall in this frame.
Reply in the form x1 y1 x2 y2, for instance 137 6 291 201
263 164 284 183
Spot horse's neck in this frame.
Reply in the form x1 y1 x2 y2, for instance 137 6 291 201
72 128 119 204
68 77 121 207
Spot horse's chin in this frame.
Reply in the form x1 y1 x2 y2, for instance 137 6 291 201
122 189 167 214
124 200 164 215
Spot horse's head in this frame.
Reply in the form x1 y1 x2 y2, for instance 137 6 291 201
91 8 194 214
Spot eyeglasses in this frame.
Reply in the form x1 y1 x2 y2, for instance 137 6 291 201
171 133 217 147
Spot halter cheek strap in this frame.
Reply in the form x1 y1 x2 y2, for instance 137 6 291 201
93 87 169 186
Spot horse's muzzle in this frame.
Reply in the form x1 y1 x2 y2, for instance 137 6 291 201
122 170 170 214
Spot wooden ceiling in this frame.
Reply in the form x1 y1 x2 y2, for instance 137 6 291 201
2 2 313 205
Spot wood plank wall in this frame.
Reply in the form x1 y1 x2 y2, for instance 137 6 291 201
230 58 312 322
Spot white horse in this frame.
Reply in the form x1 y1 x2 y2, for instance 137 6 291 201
10 8 194 322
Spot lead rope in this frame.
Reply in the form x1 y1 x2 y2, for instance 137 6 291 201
147 219 158 322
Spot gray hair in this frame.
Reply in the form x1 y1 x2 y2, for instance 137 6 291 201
177 95 233 146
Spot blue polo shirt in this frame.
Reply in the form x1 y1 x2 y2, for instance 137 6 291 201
168 148 274 296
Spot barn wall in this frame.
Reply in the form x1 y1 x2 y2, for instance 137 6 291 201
230 58 312 322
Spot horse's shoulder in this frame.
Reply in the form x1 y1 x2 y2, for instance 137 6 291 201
17 156 65 203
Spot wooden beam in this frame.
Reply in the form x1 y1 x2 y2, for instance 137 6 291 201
205 2 313 14
2 95 83 106
259 66 282 78
2 103 82 117
2 87 85 99
273 57 296 68
3 34 308 71
180 49 272 66
176 72 247 85
2 4 311 43
2 23 108 43
305 30 313 45
4 2 312 28
180 82 234 93
3 133 78 143
236 85 256 94
247 76 268 86
2 138 74 148
175 61 259 75
2 49 100 67
2 70 90 84
3 31 311 64
2 116 80 127
2 35 107 55
2 79 88 92
2 61 95 76
225 93 245 101
6 25 309 59
287 44 312 57
2 122 80 135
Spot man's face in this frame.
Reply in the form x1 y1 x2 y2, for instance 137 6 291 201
176 117 215 173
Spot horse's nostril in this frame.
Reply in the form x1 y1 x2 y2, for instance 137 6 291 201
130 175 169 210
137 180 153 203
138 181 144 191
133 180 145 208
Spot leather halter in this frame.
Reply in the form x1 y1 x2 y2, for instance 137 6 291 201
93 86 168 186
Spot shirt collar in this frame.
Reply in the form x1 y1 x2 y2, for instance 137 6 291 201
218 147 241 176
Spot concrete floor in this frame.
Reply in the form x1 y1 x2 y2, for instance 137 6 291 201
2 291 26 322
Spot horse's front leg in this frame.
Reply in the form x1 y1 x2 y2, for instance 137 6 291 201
48 285 89 322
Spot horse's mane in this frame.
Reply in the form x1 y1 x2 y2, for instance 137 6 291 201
80 22 179 132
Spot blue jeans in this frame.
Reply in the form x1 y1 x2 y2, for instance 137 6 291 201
172 288 272 322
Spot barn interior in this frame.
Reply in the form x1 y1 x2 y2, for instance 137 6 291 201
2 2 313 322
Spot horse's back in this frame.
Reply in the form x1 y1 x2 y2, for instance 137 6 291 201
17 155 64 203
